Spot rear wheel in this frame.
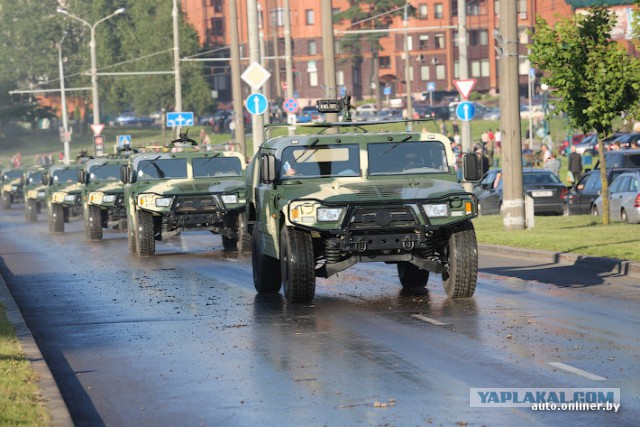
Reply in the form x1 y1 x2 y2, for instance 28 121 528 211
26 199 38 222
442 221 477 298
88 205 103 240
397 262 429 288
51 204 64 233
252 226 281 294
137 211 155 256
591 205 599 216
236 212 250 253
621 208 628 223
280 226 315 304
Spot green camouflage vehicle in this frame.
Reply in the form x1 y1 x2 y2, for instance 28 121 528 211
1 168 25 209
121 135 248 256
44 164 85 233
80 158 129 240
247 97 483 304
23 167 47 222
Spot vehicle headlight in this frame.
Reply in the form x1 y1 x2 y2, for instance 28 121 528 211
89 192 103 203
155 197 173 207
11 185 18 192
103 194 116 203
423 203 449 218
52 192 65 203
317 207 344 222
37 191 46 199
220 194 238 204
64 194 77 202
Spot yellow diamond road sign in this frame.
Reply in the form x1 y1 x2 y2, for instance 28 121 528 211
241 62 271 90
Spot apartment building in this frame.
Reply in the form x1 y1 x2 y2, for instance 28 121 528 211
182 0 635 104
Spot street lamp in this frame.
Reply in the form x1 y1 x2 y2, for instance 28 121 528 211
540 83 550 137
58 33 70 165
56 7 125 155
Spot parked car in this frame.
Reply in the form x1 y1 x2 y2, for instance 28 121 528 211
297 106 324 123
594 148 640 169
563 168 638 215
414 104 449 121
115 112 155 126
476 168 567 216
355 103 377 115
519 104 545 120
373 108 403 121
592 171 640 223
574 133 624 156
482 107 500 120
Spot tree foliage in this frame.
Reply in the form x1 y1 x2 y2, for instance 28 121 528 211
529 7 640 225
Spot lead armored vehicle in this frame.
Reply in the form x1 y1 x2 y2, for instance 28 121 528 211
121 134 248 255
247 97 482 304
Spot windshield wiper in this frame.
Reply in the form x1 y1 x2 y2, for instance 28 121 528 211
378 135 412 156
143 156 165 178
295 138 321 162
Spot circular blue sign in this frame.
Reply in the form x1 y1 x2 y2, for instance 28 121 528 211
456 101 476 122
282 97 299 114
246 93 268 115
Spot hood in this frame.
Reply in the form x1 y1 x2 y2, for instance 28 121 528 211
88 181 125 194
134 178 242 196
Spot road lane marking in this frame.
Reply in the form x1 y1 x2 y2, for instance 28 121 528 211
411 314 446 326
547 362 607 381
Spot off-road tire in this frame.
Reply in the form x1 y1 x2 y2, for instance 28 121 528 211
236 212 250 253
1 193 10 209
127 213 137 253
442 221 477 298
26 199 38 222
118 218 127 231
51 204 65 233
280 226 315 304
222 235 237 251
252 226 281 294
88 205 103 241
397 262 429 288
137 210 155 256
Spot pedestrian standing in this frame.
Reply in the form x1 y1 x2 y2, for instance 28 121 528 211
568 145 583 185
200 129 211 151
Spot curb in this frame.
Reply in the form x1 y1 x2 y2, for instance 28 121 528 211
479 244 640 279
0 275 74 427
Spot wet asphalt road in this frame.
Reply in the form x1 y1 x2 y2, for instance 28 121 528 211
0 207 638 427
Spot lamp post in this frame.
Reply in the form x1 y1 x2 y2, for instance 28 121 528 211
540 83 550 138
57 7 125 155
58 33 70 165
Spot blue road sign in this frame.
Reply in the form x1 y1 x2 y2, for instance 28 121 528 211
340 85 346 97
383 86 391 96
282 97 299 114
117 135 132 148
456 101 476 122
246 93 268 115
427 81 436 92
166 112 194 127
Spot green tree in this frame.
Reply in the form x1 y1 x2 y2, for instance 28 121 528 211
334 1 410 108
529 7 640 225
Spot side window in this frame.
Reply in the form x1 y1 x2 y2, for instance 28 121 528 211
610 177 627 193
584 173 600 193
631 178 639 192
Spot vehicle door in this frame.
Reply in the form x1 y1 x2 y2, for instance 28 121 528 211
608 176 629 221
578 172 601 214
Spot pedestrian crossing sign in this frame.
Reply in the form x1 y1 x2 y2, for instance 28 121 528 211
117 135 132 149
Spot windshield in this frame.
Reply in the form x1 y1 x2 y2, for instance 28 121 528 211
368 141 448 175
89 164 122 182
280 144 360 180
523 172 562 185
53 169 79 184
136 158 187 180
193 157 243 177
3 170 22 180
27 171 43 184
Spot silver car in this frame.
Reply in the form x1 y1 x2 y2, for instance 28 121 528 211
593 171 640 223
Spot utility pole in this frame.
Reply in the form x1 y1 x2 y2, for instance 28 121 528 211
321 0 338 124
58 33 71 165
457 0 472 192
403 2 413 131
172 0 182 113
247 0 264 155
229 0 246 157
498 0 525 230
284 0 295 135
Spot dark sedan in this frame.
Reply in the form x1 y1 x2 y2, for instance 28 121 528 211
476 169 567 215
564 167 640 215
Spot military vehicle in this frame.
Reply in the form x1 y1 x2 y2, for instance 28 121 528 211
1 168 25 209
44 164 86 233
120 133 248 256
23 167 47 222
79 158 130 240
247 97 483 304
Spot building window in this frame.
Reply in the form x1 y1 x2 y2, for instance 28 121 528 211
470 30 489 46
519 29 529 45
335 40 342 54
407 36 413 51
333 8 340 15
309 71 318 86
467 0 486 16
420 65 430 81
471 59 490 77
336 70 344 86
419 35 429 50
435 34 445 49
419 4 428 19
453 31 458 47
211 17 224 36
519 57 530 76
408 65 414 81
308 40 317 55
517 0 527 16
435 64 446 80
380 56 391 69
453 61 459 79
305 9 314 25
271 8 284 27
481 59 490 77
495 0 500 16
212 0 223 13
435 3 443 19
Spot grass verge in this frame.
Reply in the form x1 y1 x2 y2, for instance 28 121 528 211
0 302 49 426
474 215 640 262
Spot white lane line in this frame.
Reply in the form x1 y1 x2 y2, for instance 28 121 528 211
411 314 447 326
547 362 607 381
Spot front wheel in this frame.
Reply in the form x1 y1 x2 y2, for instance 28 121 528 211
26 199 38 222
280 226 315 304
252 226 281 294
127 213 137 253
137 211 156 255
51 204 65 233
1 193 11 209
397 262 429 288
88 205 103 240
442 221 478 298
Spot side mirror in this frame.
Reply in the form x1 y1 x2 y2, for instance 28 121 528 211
77 170 86 184
120 165 132 184
260 154 276 183
41 173 50 186
462 153 483 182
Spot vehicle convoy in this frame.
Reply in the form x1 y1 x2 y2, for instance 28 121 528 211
246 97 483 304
1 168 25 209
44 164 86 233
120 133 248 256
23 167 46 222
80 158 130 240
